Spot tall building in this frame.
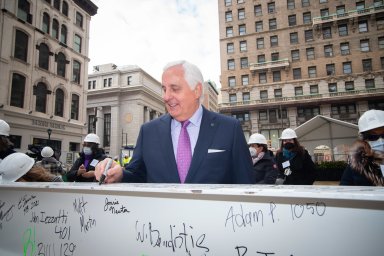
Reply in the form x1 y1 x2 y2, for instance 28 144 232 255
203 80 220 112
87 63 165 158
0 0 97 164
218 0 384 149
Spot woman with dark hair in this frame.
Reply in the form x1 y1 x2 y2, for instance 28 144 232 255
66 133 106 182
275 128 316 185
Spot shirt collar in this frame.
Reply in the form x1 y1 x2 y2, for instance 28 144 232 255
171 105 203 128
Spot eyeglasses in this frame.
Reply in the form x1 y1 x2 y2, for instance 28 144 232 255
362 133 384 141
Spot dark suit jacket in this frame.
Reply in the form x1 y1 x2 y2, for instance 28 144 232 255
122 107 254 184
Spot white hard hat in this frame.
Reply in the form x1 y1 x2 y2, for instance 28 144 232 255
358 110 384 133
84 133 100 144
41 146 54 158
0 153 34 182
249 147 257 158
248 133 267 145
0 119 10 136
280 128 297 139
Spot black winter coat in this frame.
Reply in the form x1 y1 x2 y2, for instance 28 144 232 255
253 152 278 184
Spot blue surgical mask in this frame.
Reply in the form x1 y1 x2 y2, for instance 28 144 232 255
368 138 384 153
83 147 92 155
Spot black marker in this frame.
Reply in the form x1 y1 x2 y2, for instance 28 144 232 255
99 158 113 185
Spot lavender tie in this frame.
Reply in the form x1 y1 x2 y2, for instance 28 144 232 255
176 121 192 183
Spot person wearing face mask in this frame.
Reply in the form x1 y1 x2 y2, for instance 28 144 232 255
340 110 384 186
248 133 278 184
275 128 316 185
66 133 106 182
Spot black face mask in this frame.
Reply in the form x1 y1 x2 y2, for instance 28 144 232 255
283 143 295 150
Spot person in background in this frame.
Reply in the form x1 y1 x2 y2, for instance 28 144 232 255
114 155 121 166
0 119 16 160
121 154 131 166
340 109 384 186
66 133 106 182
0 152 63 182
248 133 277 184
95 60 254 184
35 146 64 177
275 128 316 185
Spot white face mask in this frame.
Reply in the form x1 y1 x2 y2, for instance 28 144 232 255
83 147 92 155
368 137 384 153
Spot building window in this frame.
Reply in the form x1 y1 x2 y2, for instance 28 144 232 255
362 59 372 72
328 83 337 93
104 114 111 147
295 86 303 96
72 60 81 83
271 52 279 61
53 0 60 10
225 11 232 22
290 32 298 44
257 38 264 49
358 20 368 32
379 36 384 49
378 17 384 29
62 1 68 16
242 75 249 85
288 15 297 26
60 25 67 44
258 54 266 63
88 115 96 133
345 81 354 91
293 68 302 79
270 35 278 47
268 2 276 13
326 63 335 75
303 12 312 24
240 57 248 68
322 27 332 39
324 45 333 57
52 19 59 39
308 66 317 78
331 104 356 115
75 12 83 28
71 94 79 120
310 84 319 94
18 0 31 23
225 0 232 7
56 52 67 77
336 5 346 16
233 112 250 122
74 34 82 53
259 111 267 120
35 82 48 113
108 78 112 86
273 71 281 82
260 90 268 99
38 43 50 70
254 4 262 16
304 29 313 41
55 88 64 117
269 19 277 30
298 107 320 119
227 59 235 70
320 8 329 18
340 42 350 55
356 1 365 11
239 24 246 35
10 73 25 108
243 92 250 102
287 0 295 9
338 24 348 36
238 8 245 20
274 89 282 98
302 0 310 7
226 26 233 37
291 49 300 61
42 13 50 34
103 78 107 87
365 79 375 89
229 94 237 102
259 72 267 83
343 62 352 74
14 30 29 62
306 47 315 60
228 76 236 87
255 21 263 32
320 0 328 3
227 43 234 53
360 39 370 52
240 41 247 52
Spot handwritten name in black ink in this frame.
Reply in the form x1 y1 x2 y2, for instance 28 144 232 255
30 209 68 225
103 198 130 214
0 200 15 229
80 215 96 233
18 194 39 215
73 197 88 215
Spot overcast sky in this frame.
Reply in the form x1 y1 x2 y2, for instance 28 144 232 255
88 0 221 87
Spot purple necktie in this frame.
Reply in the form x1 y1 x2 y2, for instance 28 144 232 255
176 121 191 183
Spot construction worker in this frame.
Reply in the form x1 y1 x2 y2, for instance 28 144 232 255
121 154 131 167
113 155 121 166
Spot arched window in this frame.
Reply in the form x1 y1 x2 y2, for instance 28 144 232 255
38 43 49 70
72 60 81 83
35 82 48 113
14 30 29 61
71 94 79 120
62 1 68 16
42 12 50 34
17 0 31 23
52 19 59 39
60 24 67 44
10 73 26 108
56 52 66 77
55 88 64 117
53 0 60 10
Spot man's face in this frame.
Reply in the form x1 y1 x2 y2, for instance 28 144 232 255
162 65 201 122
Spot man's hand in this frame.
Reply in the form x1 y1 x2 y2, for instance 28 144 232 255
94 158 124 183
77 164 86 176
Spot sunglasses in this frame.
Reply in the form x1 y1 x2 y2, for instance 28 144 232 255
363 133 384 141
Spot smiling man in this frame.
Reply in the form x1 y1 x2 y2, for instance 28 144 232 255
95 60 254 184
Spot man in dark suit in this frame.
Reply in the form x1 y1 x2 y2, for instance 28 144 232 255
95 60 254 184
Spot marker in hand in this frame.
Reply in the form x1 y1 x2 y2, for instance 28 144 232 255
99 158 113 185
